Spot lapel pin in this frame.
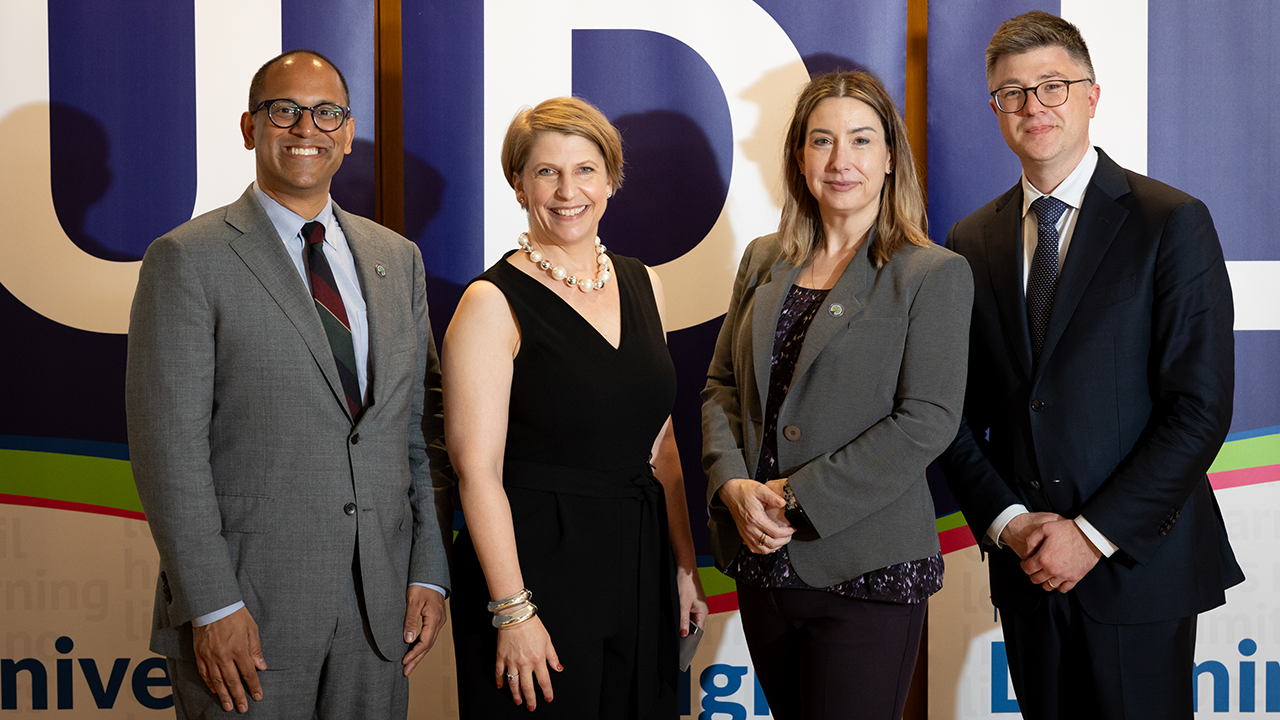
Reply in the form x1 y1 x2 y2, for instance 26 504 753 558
375 263 387 278
828 303 844 317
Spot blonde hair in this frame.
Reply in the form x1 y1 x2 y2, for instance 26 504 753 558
500 96 625 190
777 71 930 267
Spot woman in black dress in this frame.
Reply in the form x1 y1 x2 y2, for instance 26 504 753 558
443 97 707 719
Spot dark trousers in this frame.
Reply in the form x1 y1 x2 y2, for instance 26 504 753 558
737 586 926 720
1001 591 1197 720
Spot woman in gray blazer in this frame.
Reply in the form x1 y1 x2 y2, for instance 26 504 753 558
701 71 973 719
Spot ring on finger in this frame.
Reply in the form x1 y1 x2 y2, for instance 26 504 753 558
1047 578 1058 589
758 531 768 546
506 672 518 681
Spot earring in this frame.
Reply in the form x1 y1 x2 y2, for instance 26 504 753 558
606 190 613 198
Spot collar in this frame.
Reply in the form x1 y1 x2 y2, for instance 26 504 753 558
252 182 338 248
1020 145 1098 218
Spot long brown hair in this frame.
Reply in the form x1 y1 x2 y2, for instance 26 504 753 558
777 71 929 267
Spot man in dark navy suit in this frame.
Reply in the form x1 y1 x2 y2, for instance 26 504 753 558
941 11 1243 719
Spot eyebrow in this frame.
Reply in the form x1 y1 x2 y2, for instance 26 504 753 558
808 125 878 136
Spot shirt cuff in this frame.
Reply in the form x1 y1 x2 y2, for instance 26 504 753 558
192 601 244 627
1073 515 1118 557
987 505 1030 547
410 582 447 598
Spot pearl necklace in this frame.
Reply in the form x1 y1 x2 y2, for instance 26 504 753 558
517 232 612 293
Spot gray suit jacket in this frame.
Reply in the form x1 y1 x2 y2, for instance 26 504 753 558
126 186 452 666
701 231 973 587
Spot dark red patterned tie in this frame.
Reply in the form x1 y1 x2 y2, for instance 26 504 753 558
302 221 362 419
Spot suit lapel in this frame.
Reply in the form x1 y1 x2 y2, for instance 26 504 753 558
1036 151 1130 372
789 236 872 387
986 184 1034 379
226 187 352 422
340 206 385 425
752 257 800 411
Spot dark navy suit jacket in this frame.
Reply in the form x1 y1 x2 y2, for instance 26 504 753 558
941 149 1243 624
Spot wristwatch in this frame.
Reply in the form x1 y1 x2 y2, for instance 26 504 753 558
782 479 816 539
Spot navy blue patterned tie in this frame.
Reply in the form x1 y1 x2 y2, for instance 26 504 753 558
1027 196 1068 361
302 221 362 420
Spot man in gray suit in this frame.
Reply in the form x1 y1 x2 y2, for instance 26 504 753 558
126 49 452 718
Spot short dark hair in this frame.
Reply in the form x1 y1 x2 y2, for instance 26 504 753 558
247 49 350 111
986 11 1095 85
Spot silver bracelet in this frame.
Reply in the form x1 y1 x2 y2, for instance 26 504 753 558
492 602 538 629
487 589 532 614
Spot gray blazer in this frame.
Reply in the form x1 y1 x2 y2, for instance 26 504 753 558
126 186 452 667
701 231 973 587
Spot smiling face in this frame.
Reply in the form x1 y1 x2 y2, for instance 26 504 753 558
513 132 611 249
240 54 354 217
799 97 892 224
989 44 1099 190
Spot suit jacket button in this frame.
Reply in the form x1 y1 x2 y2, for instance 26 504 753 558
344 503 357 516
350 433 360 445
782 425 801 442
1030 399 1045 411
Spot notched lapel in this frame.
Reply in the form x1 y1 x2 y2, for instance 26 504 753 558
227 190 353 422
789 245 871 388
343 210 389 425
986 185 1033 379
1037 155 1130 371
752 257 799 411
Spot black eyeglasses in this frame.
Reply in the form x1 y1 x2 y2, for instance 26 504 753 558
990 79 1091 113
253 99 351 132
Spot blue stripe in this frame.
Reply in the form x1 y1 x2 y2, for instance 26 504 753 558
0 435 130 461
1225 425 1280 444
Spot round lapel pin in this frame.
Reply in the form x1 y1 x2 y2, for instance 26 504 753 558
375 263 387 278
828 303 844 317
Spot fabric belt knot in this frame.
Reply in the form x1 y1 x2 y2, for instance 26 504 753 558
1027 195 1069 361
302 220 362 420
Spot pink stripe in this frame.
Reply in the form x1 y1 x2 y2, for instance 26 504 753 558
0 494 146 521
1210 464 1280 490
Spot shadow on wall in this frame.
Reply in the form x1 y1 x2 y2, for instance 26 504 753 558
331 137 377 221
600 110 726 267
48 103 121 261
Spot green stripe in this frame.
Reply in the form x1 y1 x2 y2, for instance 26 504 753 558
935 510 968 533
0 449 142 513
699 566 735 596
1209 434 1280 474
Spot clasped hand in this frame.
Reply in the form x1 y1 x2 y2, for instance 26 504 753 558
720 478 795 554
1001 512 1102 593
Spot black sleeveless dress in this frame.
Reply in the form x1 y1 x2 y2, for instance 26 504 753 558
451 252 679 720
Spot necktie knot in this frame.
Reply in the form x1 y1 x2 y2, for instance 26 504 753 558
1031 195 1068 229
302 220 325 247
